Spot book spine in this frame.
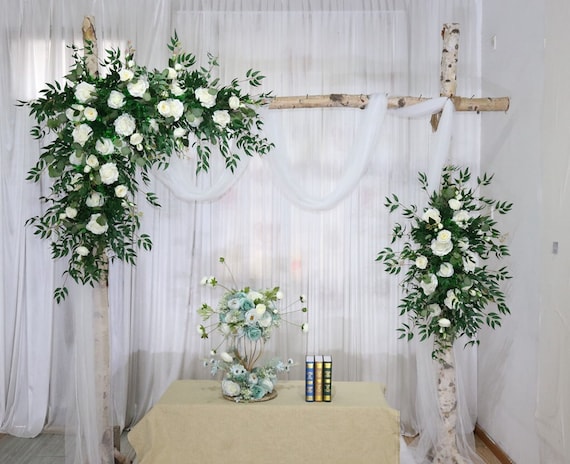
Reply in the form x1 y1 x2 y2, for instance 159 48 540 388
305 355 315 402
314 355 323 402
323 355 332 402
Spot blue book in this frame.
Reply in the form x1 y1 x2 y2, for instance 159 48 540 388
305 355 315 402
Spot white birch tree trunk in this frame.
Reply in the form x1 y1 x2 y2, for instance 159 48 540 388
432 346 466 464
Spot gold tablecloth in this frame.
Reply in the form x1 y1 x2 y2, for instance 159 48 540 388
128 379 400 463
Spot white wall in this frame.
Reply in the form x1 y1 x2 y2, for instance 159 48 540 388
479 1 570 463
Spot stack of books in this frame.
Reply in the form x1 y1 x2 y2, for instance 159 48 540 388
305 355 332 402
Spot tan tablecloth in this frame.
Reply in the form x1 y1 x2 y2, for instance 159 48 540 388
128 379 400 463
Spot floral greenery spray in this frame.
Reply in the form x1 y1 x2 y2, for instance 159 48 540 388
376 165 513 360
19 34 273 302
197 257 309 402
377 165 513 462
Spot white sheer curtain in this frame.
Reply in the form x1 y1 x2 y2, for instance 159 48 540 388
0 1 483 463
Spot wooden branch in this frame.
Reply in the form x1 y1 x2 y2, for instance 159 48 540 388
432 23 460 130
82 16 99 78
266 94 510 112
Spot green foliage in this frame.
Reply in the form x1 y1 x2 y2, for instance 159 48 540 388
376 165 513 360
21 37 274 301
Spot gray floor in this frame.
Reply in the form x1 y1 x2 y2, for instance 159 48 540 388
0 432 136 464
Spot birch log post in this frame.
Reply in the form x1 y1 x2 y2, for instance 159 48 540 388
431 23 460 131
432 347 466 464
82 16 130 464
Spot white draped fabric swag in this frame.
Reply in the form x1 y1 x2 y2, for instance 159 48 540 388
1 1 487 463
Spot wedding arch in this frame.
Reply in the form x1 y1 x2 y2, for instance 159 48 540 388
16 5 510 464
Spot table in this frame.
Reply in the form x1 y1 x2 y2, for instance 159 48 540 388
128 379 400 463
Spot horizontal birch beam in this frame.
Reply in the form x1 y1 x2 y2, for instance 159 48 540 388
266 94 510 113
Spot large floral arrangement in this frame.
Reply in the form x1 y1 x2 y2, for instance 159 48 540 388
198 257 308 402
20 36 273 301
376 166 512 359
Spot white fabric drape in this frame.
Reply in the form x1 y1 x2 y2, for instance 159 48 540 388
1 1 484 463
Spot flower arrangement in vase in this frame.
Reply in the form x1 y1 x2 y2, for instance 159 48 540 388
198 257 308 402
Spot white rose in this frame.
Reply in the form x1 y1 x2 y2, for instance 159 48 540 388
83 107 98 121
76 246 89 256
431 238 453 257
130 133 143 145
463 253 478 273
72 124 93 146
420 274 438 296
86 155 99 168
107 90 126 109
422 208 441 224
448 198 462 210
69 152 83 165
437 262 454 278
428 304 442 316
212 110 231 128
65 104 85 121
65 207 78 219
84 166 91 173
86 191 104 208
220 352 233 363
127 78 149 98
415 255 428 269
86 213 108 235
173 127 186 138
452 210 470 229
119 69 134 82
170 82 185 96
245 308 260 325
114 184 128 198
75 82 96 103
221 379 241 397
166 67 177 79
195 87 217 108
100 162 119 185
255 304 267 316
95 138 115 155
229 95 240 109
174 63 182 71
169 99 184 121
157 100 171 117
114 113 136 137
444 289 458 309
438 318 451 328
436 230 452 243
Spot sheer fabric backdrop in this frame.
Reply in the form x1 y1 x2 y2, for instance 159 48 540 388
1 1 484 463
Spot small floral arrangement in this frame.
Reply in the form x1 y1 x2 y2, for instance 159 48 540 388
20 35 273 301
376 166 512 359
198 257 308 402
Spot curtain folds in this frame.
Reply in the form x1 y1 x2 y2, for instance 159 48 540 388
1 1 483 463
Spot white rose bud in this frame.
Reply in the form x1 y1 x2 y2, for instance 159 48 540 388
173 127 186 138
448 198 462 210
130 133 143 145
114 185 128 198
95 138 115 155
65 207 78 219
220 352 233 363
76 246 89 256
166 67 177 79
438 318 451 328
229 95 240 110
86 155 99 168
